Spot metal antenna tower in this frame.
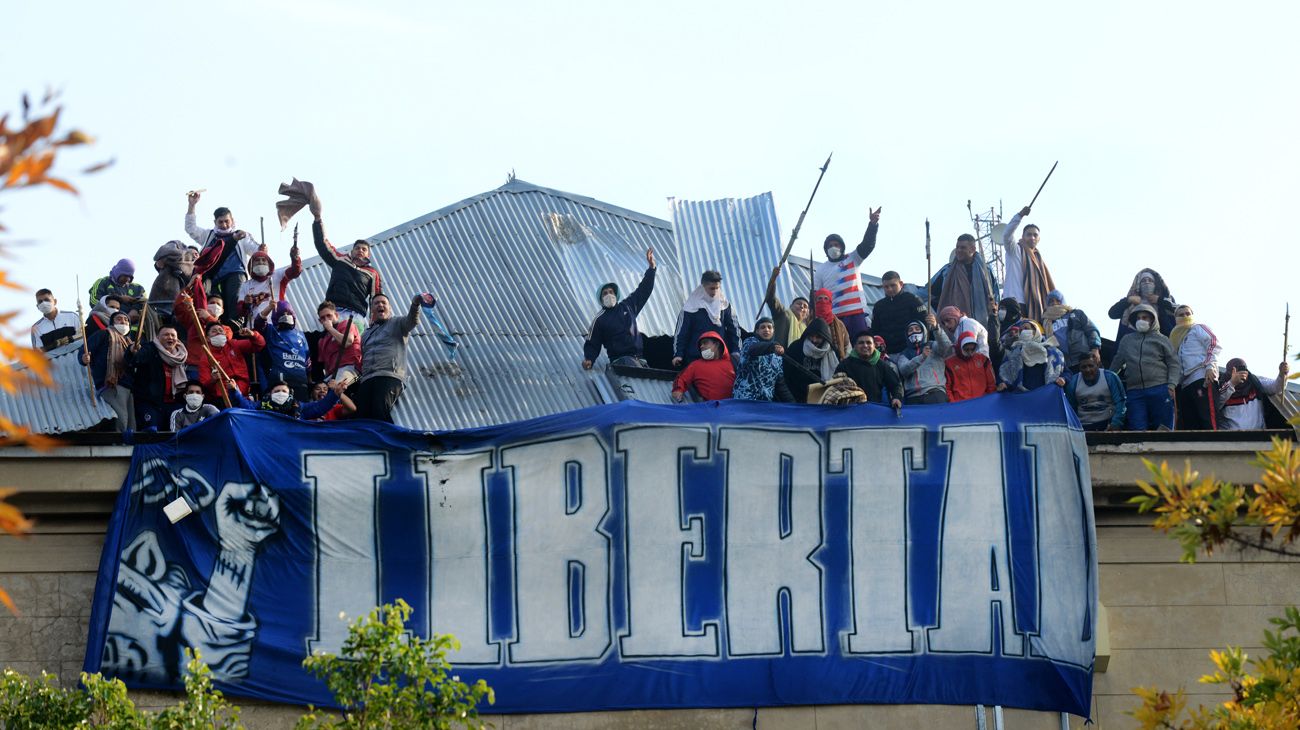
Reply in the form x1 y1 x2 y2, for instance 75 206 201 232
966 199 1006 284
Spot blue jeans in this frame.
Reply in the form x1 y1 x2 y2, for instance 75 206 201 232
1126 385 1174 431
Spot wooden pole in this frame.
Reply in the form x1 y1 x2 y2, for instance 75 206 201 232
183 295 233 409
132 298 150 347
75 276 98 407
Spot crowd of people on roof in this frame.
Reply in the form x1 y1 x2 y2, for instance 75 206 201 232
23 185 1291 436
583 205 1292 432
30 187 433 433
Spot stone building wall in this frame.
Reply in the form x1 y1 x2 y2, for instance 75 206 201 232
2 439 1296 729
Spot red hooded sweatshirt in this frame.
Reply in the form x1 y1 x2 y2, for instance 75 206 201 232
673 332 735 401
944 324 997 402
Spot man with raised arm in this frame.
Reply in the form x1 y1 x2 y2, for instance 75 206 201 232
310 189 383 329
999 205 1056 320
185 191 260 326
357 292 430 423
583 247 656 369
811 206 881 337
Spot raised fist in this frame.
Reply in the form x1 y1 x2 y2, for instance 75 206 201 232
213 482 281 553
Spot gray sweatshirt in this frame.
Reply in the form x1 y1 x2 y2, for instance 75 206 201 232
894 327 952 398
1109 331 1179 392
360 300 420 383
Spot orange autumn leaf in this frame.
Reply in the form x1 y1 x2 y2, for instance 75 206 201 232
0 586 17 616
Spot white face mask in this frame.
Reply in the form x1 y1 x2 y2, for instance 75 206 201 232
270 391 291 406
826 246 843 260
107 306 120 314
908 332 924 344
700 347 717 361
1018 329 1034 342
37 301 54 314
207 305 223 318
252 264 270 277
209 334 227 348
113 323 130 335
601 293 617 309
185 393 204 409
1134 319 1152 333
998 310 1009 322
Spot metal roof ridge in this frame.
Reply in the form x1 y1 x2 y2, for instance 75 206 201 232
360 178 672 247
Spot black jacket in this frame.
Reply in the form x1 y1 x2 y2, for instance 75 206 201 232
871 291 928 355
131 342 172 404
835 353 903 404
783 319 834 403
584 268 655 362
314 220 382 314
674 306 740 363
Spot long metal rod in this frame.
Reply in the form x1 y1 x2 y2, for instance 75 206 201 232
1027 160 1059 208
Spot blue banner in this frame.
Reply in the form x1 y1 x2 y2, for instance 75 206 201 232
85 388 1097 716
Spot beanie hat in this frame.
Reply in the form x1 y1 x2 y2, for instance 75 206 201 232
823 234 845 251
110 258 135 281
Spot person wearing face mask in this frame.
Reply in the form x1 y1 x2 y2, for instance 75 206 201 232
835 331 903 408
89 259 146 316
811 206 881 337
761 265 809 347
170 382 220 431
784 318 840 403
583 248 656 369
997 319 1066 393
671 332 736 403
928 234 1001 326
1170 304 1221 430
227 379 342 420
193 318 265 401
809 288 851 358
237 244 302 328
174 279 232 379
85 295 124 334
80 310 137 431
1215 358 1291 431
130 325 188 431
260 301 311 401
1040 290 1101 372
30 288 83 351
895 315 951 405
871 271 929 356
186 191 261 327
672 270 739 367
311 189 382 331
1109 304 1179 430
732 316 795 402
945 323 998 403
1108 268 1177 340
148 240 199 322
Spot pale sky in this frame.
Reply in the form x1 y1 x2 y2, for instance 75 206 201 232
3 0 1297 376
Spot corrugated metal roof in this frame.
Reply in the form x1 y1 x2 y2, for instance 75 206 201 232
286 179 688 430
0 340 115 434
670 193 794 327
1 179 900 434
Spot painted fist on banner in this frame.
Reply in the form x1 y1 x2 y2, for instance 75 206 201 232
214 482 281 553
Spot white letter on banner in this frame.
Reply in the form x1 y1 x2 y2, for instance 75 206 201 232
616 426 718 658
828 427 924 654
413 451 499 664
304 452 387 655
718 428 825 655
502 434 612 662
1025 426 1095 668
927 426 1023 656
